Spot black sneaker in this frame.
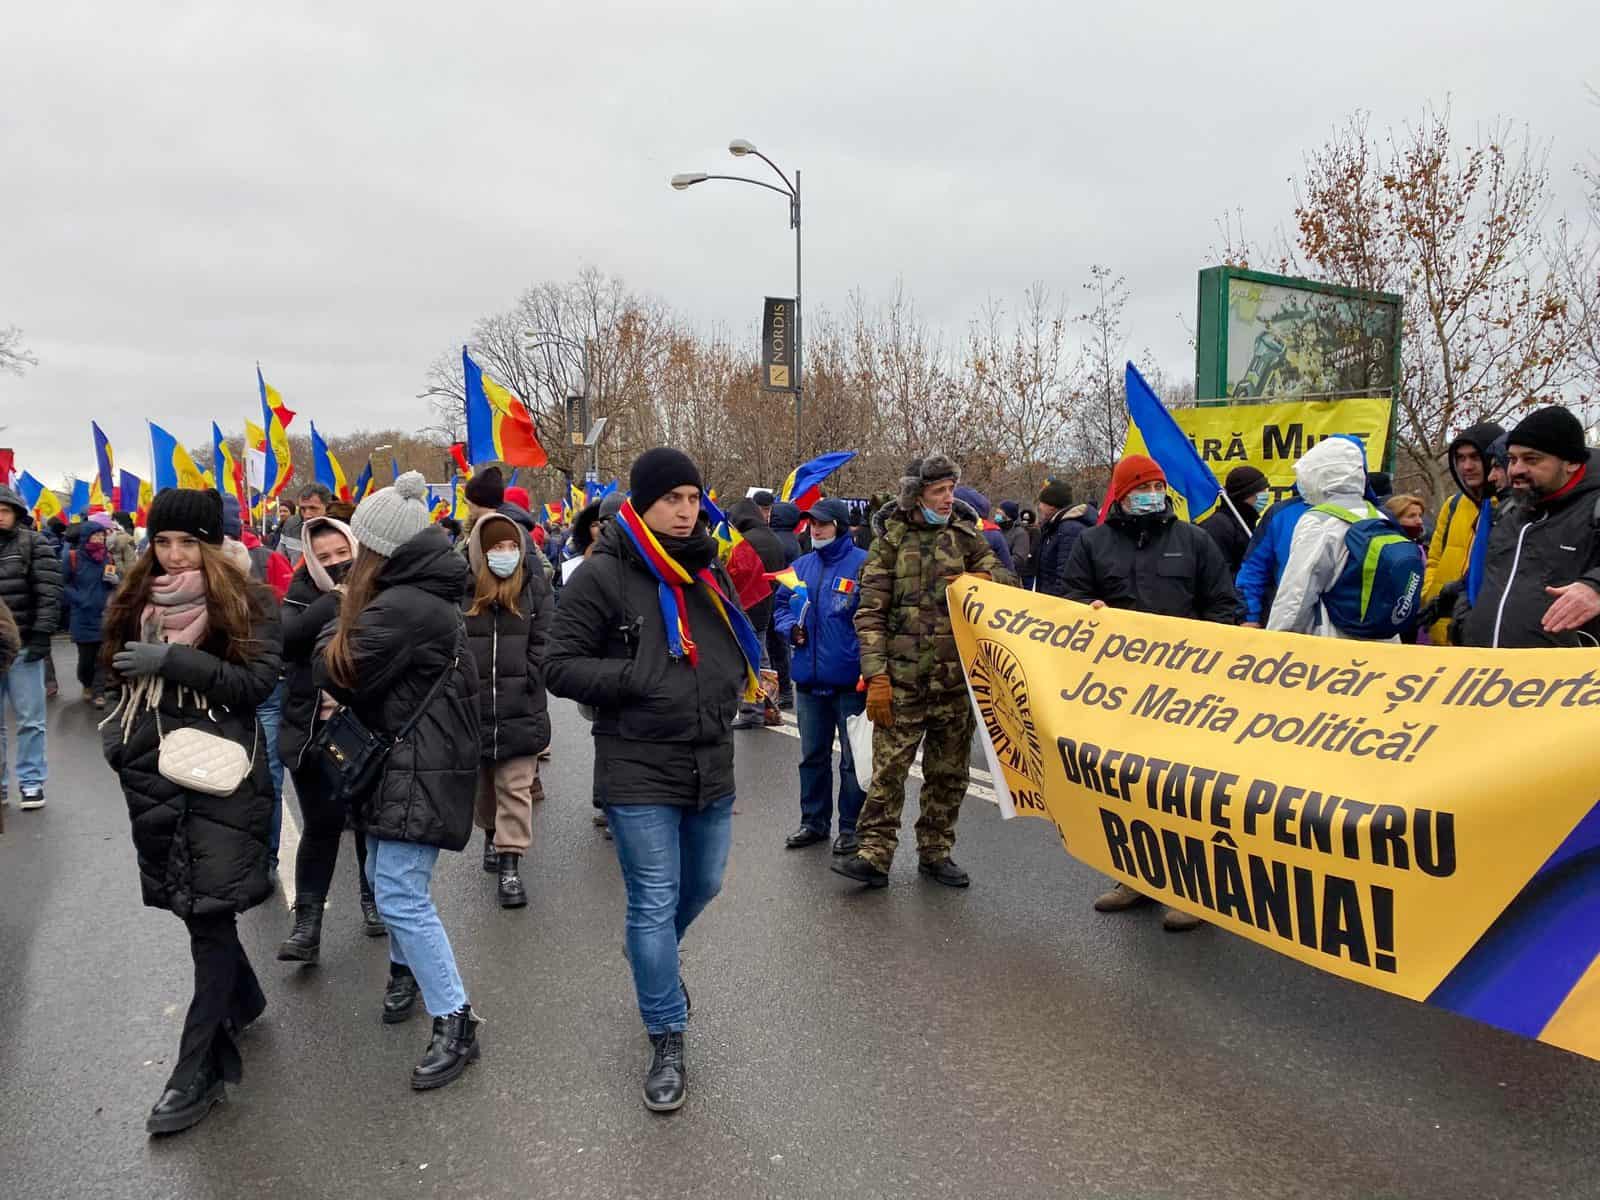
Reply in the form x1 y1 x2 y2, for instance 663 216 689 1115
830 854 888 888
643 1032 686 1112
918 858 971 888
18 788 45 812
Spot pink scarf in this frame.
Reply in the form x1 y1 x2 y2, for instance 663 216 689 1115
140 569 210 647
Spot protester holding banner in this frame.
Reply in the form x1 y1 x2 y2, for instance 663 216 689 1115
1459 406 1600 649
1421 422 1504 644
833 454 1002 891
1199 466 1268 575
1062 454 1237 931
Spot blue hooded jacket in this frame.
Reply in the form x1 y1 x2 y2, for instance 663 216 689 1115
772 533 869 691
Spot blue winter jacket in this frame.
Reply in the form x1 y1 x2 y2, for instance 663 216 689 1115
772 534 869 692
63 545 117 643
1234 497 1307 623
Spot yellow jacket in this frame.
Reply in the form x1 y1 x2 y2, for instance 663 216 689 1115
1422 492 1481 642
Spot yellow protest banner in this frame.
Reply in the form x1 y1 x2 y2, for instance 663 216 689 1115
951 576 1600 1060
1124 397 1392 516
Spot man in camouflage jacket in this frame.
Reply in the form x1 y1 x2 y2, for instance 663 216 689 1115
832 454 1004 889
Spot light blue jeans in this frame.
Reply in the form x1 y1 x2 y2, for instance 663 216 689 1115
257 681 285 862
607 796 734 1035
365 838 467 1017
0 656 48 794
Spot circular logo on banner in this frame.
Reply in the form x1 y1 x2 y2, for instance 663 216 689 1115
971 638 1044 786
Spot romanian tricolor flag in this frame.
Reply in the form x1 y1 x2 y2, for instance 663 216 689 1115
311 422 352 502
68 479 90 518
258 367 295 498
701 493 744 563
765 566 803 592
544 500 565 524
351 460 375 504
779 450 857 513
92 422 116 504
149 421 208 492
119 469 150 525
15 471 63 524
463 347 547 468
212 423 249 515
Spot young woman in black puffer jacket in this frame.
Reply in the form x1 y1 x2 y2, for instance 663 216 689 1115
99 488 282 1137
315 474 483 1091
462 511 553 909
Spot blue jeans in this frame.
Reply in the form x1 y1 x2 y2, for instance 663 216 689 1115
607 796 734 1035
256 681 285 861
796 688 865 836
0 656 48 793
365 838 467 1017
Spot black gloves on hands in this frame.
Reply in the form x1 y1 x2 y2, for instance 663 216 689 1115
112 641 170 678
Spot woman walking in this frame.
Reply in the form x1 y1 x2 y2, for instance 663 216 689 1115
65 516 121 707
315 473 484 1089
276 515 384 964
99 488 281 1135
463 512 553 908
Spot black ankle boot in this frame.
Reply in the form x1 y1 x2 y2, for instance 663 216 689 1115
644 1031 687 1112
481 832 499 874
358 879 387 937
497 853 527 909
411 1004 481 1090
382 965 420 1024
146 1063 225 1135
276 895 324 963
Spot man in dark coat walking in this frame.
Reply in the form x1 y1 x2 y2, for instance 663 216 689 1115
0 484 63 809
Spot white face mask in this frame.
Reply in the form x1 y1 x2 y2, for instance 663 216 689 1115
810 534 835 549
1123 491 1166 516
486 549 521 578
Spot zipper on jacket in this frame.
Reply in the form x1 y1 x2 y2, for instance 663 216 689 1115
1490 514 1541 648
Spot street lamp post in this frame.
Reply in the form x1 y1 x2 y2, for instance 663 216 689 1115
523 332 595 480
671 138 804 458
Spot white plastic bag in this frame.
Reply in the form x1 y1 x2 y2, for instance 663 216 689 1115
846 709 875 792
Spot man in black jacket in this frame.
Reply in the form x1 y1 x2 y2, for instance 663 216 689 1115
546 447 756 1114
1061 455 1238 932
1034 479 1095 597
1460 406 1600 648
0 486 63 810
1199 465 1268 576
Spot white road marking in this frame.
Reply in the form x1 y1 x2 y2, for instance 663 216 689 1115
280 799 301 909
761 713 998 805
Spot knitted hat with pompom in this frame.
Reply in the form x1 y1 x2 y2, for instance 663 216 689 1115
350 471 432 558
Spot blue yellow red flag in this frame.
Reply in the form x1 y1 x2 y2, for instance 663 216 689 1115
92 422 116 497
779 450 857 513
16 471 63 523
311 422 351 501
212 423 248 515
463 347 548 468
148 421 207 492
68 479 90 517
258 367 294 497
351 460 375 503
1122 361 1222 522
118 469 143 516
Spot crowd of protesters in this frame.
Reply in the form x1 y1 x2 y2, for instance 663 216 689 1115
0 400 1596 1130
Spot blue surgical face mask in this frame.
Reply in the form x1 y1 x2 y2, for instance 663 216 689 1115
486 549 521 578
921 506 950 526
1124 491 1166 516
1253 492 1271 514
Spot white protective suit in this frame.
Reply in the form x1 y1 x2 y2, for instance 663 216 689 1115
1266 437 1391 639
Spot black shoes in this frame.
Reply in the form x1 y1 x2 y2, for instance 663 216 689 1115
832 832 859 856
777 691 795 711
360 894 387 938
918 858 970 888
411 1005 481 1090
785 827 828 850
146 1066 225 1136
644 1031 687 1112
830 854 888 888
481 832 499 874
382 965 420 1024
17 787 44 811
276 895 324 962
497 853 527 908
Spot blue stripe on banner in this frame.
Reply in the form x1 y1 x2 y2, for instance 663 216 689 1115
1427 796 1600 1036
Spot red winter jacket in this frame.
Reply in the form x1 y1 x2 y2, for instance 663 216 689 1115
240 530 294 602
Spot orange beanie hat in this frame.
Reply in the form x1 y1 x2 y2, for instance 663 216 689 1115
1099 455 1167 522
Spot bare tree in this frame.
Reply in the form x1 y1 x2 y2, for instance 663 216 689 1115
0 326 37 375
965 284 1075 487
1073 265 1132 477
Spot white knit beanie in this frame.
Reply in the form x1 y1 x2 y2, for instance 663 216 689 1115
350 472 431 558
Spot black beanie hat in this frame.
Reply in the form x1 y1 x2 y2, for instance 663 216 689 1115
1507 405 1588 464
1038 479 1073 509
463 466 505 509
629 447 704 514
146 488 225 546
1224 465 1269 502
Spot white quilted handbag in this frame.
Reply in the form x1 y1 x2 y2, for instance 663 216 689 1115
157 712 258 797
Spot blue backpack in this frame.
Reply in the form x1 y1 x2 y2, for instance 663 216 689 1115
1311 504 1426 638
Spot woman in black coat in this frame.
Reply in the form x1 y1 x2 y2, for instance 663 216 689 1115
463 511 552 908
316 474 483 1091
99 488 282 1136
274 516 385 966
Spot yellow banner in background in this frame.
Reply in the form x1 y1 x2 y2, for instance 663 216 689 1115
951 576 1600 1061
1124 397 1392 518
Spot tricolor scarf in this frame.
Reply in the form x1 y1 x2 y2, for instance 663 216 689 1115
615 500 763 702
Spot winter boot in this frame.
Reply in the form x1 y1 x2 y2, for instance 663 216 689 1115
481 831 499 874
1093 882 1152 913
643 1031 687 1112
276 895 325 963
359 875 387 938
411 1005 482 1090
383 964 420 1024
146 1062 225 1136
497 853 527 909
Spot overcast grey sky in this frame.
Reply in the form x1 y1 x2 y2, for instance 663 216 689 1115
3 0 1596 486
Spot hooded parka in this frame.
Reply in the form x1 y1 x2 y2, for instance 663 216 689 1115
463 514 553 762
1422 421 1504 642
277 516 356 770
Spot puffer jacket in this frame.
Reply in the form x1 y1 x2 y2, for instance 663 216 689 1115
463 516 553 761
1422 420 1504 642
315 526 481 850
1062 500 1239 623
855 499 1002 701
0 486 64 649
772 533 869 691
1266 437 1393 637
769 501 804 564
1004 521 1033 579
1035 503 1095 597
0 597 19 675
63 542 118 642
101 586 283 917
1460 452 1600 649
546 521 748 810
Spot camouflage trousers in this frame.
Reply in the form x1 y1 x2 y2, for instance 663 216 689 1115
855 692 977 871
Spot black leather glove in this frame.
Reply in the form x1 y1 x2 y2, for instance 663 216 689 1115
112 641 170 678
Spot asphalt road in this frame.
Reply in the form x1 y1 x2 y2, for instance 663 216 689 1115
3 642 1599 1200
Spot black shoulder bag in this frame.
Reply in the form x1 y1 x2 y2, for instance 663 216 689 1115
312 635 460 802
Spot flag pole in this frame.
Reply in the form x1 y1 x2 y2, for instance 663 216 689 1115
1216 487 1253 536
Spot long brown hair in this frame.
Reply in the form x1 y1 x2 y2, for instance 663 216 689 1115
466 516 523 618
323 546 390 689
101 541 266 676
